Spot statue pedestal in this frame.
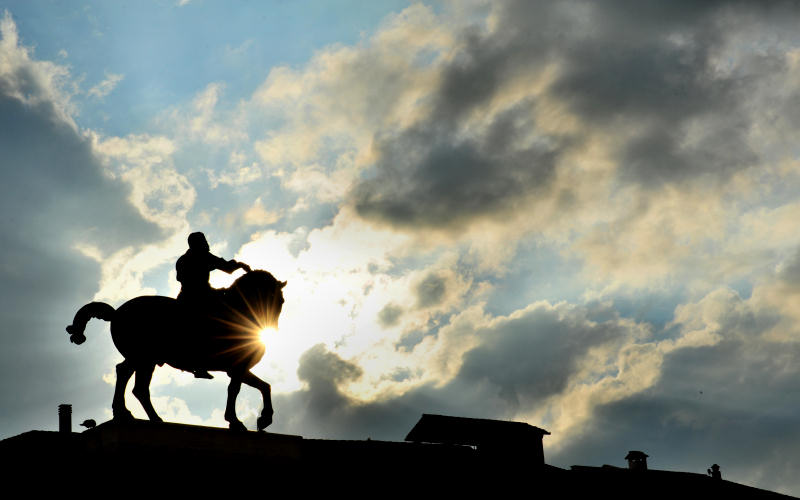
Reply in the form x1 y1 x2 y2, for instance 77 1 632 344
82 419 303 463
1 420 307 494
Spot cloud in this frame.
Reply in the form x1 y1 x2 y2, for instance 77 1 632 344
269 298 649 439
543 258 800 494
91 133 193 230
207 150 263 189
458 302 629 407
249 4 453 207
0 12 78 125
197 1 800 294
241 197 281 226
264 260 800 494
0 11 164 436
377 303 403 328
87 132 196 302
234 1 793 291
87 71 124 99
165 82 248 146
295 343 363 418
552 315 800 494
123 0 800 291
260 259 788 478
352 0 767 232
352 116 562 231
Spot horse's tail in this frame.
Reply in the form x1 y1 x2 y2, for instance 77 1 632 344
66 302 116 345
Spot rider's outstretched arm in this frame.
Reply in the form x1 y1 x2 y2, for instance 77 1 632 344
214 255 250 274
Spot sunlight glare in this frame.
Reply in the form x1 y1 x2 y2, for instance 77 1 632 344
259 326 277 345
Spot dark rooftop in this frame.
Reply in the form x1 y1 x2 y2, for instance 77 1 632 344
1 415 795 498
404 413 550 446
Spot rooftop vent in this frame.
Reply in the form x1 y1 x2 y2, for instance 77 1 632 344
57 404 72 434
625 450 648 471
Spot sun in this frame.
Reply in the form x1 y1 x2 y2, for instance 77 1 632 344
258 326 277 345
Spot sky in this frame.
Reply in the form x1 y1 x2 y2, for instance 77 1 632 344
3 0 800 494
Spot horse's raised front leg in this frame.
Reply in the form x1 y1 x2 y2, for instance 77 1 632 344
113 360 134 421
225 374 246 431
132 363 162 423
242 370 273 431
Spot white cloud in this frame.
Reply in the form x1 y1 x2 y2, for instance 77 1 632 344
91 132 193 230
0 10 77 126
207 149 263 188
87 132 195 302
184 82 248 145
87 71 123 99
242 197 281 226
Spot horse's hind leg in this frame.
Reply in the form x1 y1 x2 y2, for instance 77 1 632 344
113 360 134 420
132 363 163 423
242 371 273 431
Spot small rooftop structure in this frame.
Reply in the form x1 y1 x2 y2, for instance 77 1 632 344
405 413 550 465
57 404 71 433
625 450 649 471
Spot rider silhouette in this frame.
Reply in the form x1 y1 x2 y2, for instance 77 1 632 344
177 232 251 378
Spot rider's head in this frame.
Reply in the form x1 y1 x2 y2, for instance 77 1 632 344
188 232 209 252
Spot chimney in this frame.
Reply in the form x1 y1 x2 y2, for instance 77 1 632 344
625 450 648 471
58 404 72 433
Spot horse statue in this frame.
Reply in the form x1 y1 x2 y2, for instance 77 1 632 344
66 270 286 431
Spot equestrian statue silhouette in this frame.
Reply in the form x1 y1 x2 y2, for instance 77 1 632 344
66 233 286 431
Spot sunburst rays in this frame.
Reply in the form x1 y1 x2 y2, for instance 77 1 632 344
203 271 285 363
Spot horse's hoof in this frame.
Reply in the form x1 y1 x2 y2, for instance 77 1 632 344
113 409 134 422
228 421 247 432
257 414 272 431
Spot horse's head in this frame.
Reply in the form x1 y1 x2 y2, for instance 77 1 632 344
226 270 286 334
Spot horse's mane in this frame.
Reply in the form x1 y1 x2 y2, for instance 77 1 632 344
229 269 280 292
224 270 285 305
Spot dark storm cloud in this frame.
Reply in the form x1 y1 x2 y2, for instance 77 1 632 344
552 3 765 188
456 304 626 408
550 337 800 495
620 120 757 187
0 36 162 436
274 343 403 439
351 0 799 228
353 112 561 229
294 343 363 418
